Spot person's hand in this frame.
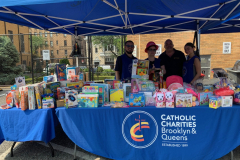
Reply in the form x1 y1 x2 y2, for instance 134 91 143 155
152 64 155 70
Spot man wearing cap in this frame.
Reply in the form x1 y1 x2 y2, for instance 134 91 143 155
115 40 137 81
158 39 186 81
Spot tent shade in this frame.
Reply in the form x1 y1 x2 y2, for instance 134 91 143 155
0 0 240 35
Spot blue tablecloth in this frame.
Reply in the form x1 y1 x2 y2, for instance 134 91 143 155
0 107 57 144
56 106 240 160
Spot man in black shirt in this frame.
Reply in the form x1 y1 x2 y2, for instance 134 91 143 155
158 39 186 81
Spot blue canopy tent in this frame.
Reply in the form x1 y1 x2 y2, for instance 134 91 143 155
1 0 240 160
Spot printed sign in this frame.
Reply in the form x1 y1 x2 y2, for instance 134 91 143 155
43 50 50 60
155 44 162 56
223 42 231 54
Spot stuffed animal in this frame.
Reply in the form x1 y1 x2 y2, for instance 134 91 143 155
165 91 174 108
153 91 165 108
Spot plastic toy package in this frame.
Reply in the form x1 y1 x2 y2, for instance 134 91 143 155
132 59 149 79
78 94 99 108
129 93 145 107
175 94 192 107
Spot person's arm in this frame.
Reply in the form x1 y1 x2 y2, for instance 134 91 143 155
190 58 201 84
115 56 122 80
161 65 166 75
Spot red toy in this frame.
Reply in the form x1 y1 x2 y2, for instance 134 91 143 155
214 87 234 96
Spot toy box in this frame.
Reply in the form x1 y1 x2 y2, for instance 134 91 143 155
79 73 84 81
123 83 131 102
78 94 99 108
45 82 61 93
20 90 28 111
6 91 14 108
82 86 99 93
221 96 233 107
67 67 80 81
153 91 165 108
42 98 54 109
35 84 44 109
56 99 65 107
65 90 78 108
13 90 20 108
66 81 83 92
165 91 175 108
90 83 110 102
19 85 29 92
113 80 122 89
110 89 124 102
28 86 37 110
55 64 67 81
175 94 193 107
131 79 140 93
209 96 221 109
11 85 17 91
104 79 114 89
132 59 149 79
198 92 213 106
129 93 145 107
203 85 213 92
57 87 70 100
139 80 155 92
43 75 55 83
15 77 25 88
139 92 155 106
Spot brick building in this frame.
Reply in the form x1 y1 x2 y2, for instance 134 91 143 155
0 21 30 67
128 31 240 78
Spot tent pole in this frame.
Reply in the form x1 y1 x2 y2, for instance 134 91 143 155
75 26 78 67
30 34 34 84
196 20 200 57
90 36 93 81
88 36 91 81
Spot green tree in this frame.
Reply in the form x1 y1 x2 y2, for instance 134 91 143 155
32 35 48 55
35 60 43 73
0 36 22 84
60 57 70 65
92 36 125 57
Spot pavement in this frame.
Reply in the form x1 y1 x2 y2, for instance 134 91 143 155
0 89 240 160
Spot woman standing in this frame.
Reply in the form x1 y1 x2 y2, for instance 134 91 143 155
145 41 161 69
182 43 201 85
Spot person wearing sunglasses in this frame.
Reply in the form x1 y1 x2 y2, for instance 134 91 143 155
115 40 137 81
145 41 161 70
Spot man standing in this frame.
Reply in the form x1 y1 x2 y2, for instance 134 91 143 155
115 40 137 81
158 39 186 80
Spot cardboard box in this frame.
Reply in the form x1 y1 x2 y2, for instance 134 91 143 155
221 96 233 107
28 86 37 110
129 93 145 107
56 99 65 107
176 94 193 107
123 83 131 102
78 94 99 108
55 64 67 81
110 89 124 102
198 92 213 106
65 90 78 108
82 86 98 93
209 96 221 109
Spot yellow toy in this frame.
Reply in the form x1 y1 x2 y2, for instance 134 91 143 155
110 89 124 102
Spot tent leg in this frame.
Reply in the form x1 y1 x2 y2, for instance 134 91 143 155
47 142 54 157
231 150 234 160
73 144 77 160
10 142 17 157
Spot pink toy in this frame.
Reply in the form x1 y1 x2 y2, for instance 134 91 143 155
186 88 198 97
153 91 165 108
165 91 174 108
146 97 156 106
131 79 139 93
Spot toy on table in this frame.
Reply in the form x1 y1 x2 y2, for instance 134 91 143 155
43 75 55 83
159 70 163 88
166 75 183 91
109 102 129 108
220 77 229 87
209 96 221 109
153 90 165 108
90 83 110 102
196 83 203 92
55 64 67 81
42 94 55 109
11 85 17 91
113 80 122 89
131 79 139 93
139 92 154 106
6 91 14 109
15 76 25 88
67 67 80 82
165 91 174 108
186 88 198 98
57 87 70 100
79 73 84 81
45 82 60 94
139 80 155 92
203 85 213 92
0 104 8 109
82 86 99 93
214 87 234 96
198 92 213 106
129 93 145 107
110 89 124 102
20 90 28 111
90 85 104 104
234 91 240 104
175 94 192 107
35 85 43 109
13 90 20 108
192 96 197 107
221 96 233 107
28 86 37 110
104 79 114 89
132 59 149 79
65 90 78 108
78 94 98 108
123 83 131 102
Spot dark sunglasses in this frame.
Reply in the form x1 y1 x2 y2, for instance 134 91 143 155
125 45 134 48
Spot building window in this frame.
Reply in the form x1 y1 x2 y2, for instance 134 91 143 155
50 32 53 37
65 50 67 55
64 40 67 46
45 41 48 45
23 60 26 65
45 32 48 37
105 57 114 62
64 34 67 37
95 47 98 53
50 41 53 47
8 30 13 43
39 32 42 36
34 32 37 36
56 40 58 46
104 45 115 52
20 34 25 52
57 50 59 55
51 50 53 56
